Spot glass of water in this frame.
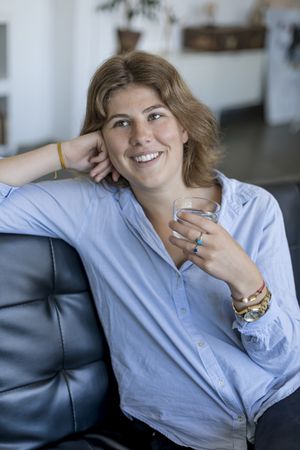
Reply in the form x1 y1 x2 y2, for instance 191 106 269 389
173 197 220 237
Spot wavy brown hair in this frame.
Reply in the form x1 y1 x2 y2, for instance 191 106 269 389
81 51 222 187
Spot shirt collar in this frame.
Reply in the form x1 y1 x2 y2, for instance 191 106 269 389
215 171 259 222
113 170 260 232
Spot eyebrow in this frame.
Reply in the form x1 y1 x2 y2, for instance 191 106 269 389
106 104 167 124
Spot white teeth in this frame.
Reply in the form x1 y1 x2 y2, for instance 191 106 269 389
134 152 160 163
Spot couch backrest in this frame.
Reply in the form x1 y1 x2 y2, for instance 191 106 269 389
0 235 114 450
262 182 300 300
0 181 299 450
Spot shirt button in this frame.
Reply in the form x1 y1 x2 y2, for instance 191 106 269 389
197 340 205 348
180 307 187 315
218 378 225 387
237 415 244 422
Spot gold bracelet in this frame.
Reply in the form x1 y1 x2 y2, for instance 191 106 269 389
231 280 265 305
232 288 272 323
57 142 66 169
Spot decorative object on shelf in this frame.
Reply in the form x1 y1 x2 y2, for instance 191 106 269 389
182 25 266 52
248 0 269 26
161 1 178 54
201 1 217 27
95 0 161 53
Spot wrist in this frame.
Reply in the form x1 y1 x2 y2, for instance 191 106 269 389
57 142 66 169
229 272 263 301
49 143 62 172
231 279 266 312
232 287 267 312
52 143 67 179
232 287 272 322
61 140 76 170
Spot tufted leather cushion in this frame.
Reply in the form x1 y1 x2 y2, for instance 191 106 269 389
262 182 300 299
0 235 113 450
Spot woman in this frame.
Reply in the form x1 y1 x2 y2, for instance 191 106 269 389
0 51 300 450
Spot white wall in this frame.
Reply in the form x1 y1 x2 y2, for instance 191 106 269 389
95 0 256 55
0 0 259 151
70 0 258 136
51 0 75 140
0 0 55 150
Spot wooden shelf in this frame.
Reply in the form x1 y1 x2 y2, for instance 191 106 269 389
182 25 266 52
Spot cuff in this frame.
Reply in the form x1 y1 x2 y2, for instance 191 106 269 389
232 299 281 334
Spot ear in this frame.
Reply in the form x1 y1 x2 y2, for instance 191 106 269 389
182 128 189 144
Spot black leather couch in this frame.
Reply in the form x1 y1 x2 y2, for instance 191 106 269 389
0 181 299 450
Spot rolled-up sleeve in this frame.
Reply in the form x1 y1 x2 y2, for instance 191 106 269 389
233 194 300 375
0 178 96 244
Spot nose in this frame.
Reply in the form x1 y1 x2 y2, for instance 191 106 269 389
129 120 152 146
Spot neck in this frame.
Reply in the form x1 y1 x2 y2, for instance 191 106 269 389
130 181 221 269
132 183 219 225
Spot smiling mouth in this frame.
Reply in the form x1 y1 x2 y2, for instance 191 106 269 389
132 152 162 163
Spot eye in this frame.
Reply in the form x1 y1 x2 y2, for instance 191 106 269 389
113 119 130 128
148 112 162 121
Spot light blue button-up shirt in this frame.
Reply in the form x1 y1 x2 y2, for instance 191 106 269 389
1 172 300 450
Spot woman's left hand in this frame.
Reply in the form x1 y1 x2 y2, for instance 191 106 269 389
169 213 262 299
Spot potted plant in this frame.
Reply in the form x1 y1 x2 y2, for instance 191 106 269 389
96 0 161 53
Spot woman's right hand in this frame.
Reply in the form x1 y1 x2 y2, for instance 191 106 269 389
62 132 120 183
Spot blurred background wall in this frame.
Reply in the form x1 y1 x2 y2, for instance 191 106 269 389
0 0 299 184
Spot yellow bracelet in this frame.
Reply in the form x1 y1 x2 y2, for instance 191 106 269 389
232 288 272 316
231 280 265 304
57 142 66 169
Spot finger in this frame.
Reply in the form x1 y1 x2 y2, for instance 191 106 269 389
82 131 104 154
177 213 217 234
90 159 112 178
95 131 105 152
169 219 206 243
89 151 108 164
86 132 106 157
112 169 120 182
92 165 113 183
169 234 207 256
184 251 208 268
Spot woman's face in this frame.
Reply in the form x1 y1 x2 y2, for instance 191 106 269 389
102 84 188 194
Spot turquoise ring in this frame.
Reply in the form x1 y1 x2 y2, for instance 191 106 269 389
193 233 203 253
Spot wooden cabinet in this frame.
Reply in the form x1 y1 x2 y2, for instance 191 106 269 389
182 26 266 52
